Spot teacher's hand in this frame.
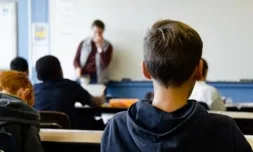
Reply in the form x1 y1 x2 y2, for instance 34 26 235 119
94 36 104 51
75 68 82 77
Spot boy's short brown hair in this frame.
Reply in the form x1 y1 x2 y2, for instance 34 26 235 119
0 71 34 106
144 19 203 87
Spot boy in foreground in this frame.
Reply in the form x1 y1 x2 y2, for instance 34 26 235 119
101 20 251 152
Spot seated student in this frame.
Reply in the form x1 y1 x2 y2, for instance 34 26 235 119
10 57 29 75
101 20 251 152
33 55 105 129
145 92 154 100
0 71 43 152
189 58 225 111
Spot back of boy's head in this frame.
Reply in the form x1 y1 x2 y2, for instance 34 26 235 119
36 55 63 81
144 19 203 87
10 57 29 75
201 58 208 78
0 71 34 106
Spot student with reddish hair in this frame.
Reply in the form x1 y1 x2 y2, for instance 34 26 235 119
0 71 43 152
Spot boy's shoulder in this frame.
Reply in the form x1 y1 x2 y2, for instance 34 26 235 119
208 112 252 151
109 111 128 126
208 112 234 123
105 111 129 133
207 112 237 133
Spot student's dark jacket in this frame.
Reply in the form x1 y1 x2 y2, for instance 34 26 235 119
102 100 252 152
33 79 92 129
0 93 43 152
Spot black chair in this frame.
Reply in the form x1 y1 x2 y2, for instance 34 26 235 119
40 111 71 129
0 131 19 152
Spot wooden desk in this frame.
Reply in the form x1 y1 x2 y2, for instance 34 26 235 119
40 129 253 149
225 103 253 112
226 103 253 108
210 111 253 119
246 136 253 148
40 129 102 144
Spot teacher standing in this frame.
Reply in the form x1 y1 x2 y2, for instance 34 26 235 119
74 20 113 84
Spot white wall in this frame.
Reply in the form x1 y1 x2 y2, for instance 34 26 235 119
0 2 17 69
49 0 253 81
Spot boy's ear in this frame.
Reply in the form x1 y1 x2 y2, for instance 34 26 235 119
142 61 152 79
194 60 203 81
25 70 29 76
17 88 31 103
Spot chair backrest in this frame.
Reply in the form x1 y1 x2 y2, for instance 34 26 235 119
0 131 19 152
39 111 71 129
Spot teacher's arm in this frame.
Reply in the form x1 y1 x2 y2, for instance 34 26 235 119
74 41 84 77
99 44 113 67
74 41 84 69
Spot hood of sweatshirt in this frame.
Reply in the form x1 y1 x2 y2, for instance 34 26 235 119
0 93 40 126
126 100 210 151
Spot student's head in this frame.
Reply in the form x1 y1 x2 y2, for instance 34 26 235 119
145 92 154 100
36 55 63 81
0 71 34 106
92 19 105 37
201 58 208 81
10 57 29 75
143 19 203 95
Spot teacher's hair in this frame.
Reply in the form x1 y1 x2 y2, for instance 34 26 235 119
92 19 105 30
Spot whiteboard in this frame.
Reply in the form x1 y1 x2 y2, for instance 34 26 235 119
49 0 253 81
0 2 17 70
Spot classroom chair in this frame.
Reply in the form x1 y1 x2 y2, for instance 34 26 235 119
39 111 71 129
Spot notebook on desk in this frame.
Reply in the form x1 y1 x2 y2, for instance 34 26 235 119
81 84 106 96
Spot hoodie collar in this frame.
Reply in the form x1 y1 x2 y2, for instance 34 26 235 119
0 93 40 126
127 100 208 142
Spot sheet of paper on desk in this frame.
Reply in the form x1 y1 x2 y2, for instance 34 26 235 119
81 84 106 96
101 113 115 124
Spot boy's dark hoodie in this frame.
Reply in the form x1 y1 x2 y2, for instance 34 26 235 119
102 100 252 152
0 93 43 152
